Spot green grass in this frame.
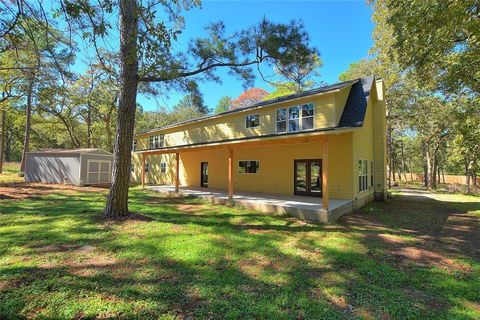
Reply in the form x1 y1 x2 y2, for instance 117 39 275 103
0 162 23 184
1 167 479 319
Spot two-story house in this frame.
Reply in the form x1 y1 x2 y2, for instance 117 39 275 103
131 76 387 222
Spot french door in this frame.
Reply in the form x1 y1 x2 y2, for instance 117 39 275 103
200 162 208 188
294 159 322 197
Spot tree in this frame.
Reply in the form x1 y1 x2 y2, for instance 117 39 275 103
338 58 376 81
3 1 319 217
214 95 232 114
170 95 207 123
231 88 269 110
371 0 480 95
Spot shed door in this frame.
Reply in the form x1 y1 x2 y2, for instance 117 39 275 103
87 160 111 184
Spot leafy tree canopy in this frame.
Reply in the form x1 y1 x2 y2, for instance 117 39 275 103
231 88 269 110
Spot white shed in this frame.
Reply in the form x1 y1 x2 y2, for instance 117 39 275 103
25 148 114 186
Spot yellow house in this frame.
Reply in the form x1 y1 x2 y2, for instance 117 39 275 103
131 76 387 222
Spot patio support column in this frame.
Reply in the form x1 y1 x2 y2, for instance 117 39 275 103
228 147 233 200
322 137 329 210
141 153 146 188
175 152 180 193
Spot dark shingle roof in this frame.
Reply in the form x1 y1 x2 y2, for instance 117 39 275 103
338 76 374 128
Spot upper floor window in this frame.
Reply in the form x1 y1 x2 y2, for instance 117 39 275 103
358 160 368 192
245 114 260 128
149 134 164 149
132 139 137 151
239 160 259 174
276 102 314 133
301 103 314 130
288 106 300 132
276 108 287 133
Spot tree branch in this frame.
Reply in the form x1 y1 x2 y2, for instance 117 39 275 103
138 58 268 82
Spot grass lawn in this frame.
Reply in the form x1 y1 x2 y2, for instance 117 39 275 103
1 166 479 319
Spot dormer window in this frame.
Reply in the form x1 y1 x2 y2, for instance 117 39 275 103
149 134 164 149
276 102 314 133
245 114 260 128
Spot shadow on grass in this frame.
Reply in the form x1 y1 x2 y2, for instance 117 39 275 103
0 188 479 319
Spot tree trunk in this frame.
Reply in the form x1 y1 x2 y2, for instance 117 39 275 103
431 150 437 190
86 103 92 148
426 148 432 189
102 0 138 218
423 143 429 187
0 109 5 174
20 80 34 172
466 161 471 193
5 124 11 162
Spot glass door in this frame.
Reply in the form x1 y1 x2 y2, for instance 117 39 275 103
200 162 208 188
294 159 322 197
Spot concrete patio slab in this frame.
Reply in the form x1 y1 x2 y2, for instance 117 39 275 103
147 185 353 223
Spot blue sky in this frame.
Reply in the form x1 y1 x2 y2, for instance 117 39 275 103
72 0 374 112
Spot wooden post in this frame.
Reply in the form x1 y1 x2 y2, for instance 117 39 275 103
322 137 329 210
175 152 180 193
141 153 146 188
228 147 233 200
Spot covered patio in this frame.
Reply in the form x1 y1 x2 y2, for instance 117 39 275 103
148 185 353 223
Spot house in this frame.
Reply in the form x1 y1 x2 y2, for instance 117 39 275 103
25 148 114 185
131 76 387 222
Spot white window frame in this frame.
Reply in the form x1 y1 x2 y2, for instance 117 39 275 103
276 102 315 134
245 114 260 129
159 134 165 147
301 103 315 131
149 134 165 149
160 162 166 174
238 160 260 174
86 159 111 184
358 160 369 192
276 108 288 133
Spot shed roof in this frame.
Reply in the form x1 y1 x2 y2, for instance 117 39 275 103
27 148 113 155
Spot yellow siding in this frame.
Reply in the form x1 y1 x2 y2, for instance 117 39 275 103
130 78 387 206
131 153 176 185
352 92 375 199
135 93 343 149
132 135 353 200
372 80 387 195
334 87 351 126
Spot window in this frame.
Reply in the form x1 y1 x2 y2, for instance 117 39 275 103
132 139 137 151
160 162 166 173
149 134 165 149
159 134 165 147
288 106 300 132
239 160 259 174
245 114 260 128
277 103 314 133
371 161 374 187
130 164 134 172
145 163 150 173
276 108 287 133
358 160 368 192
301 103 314 130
